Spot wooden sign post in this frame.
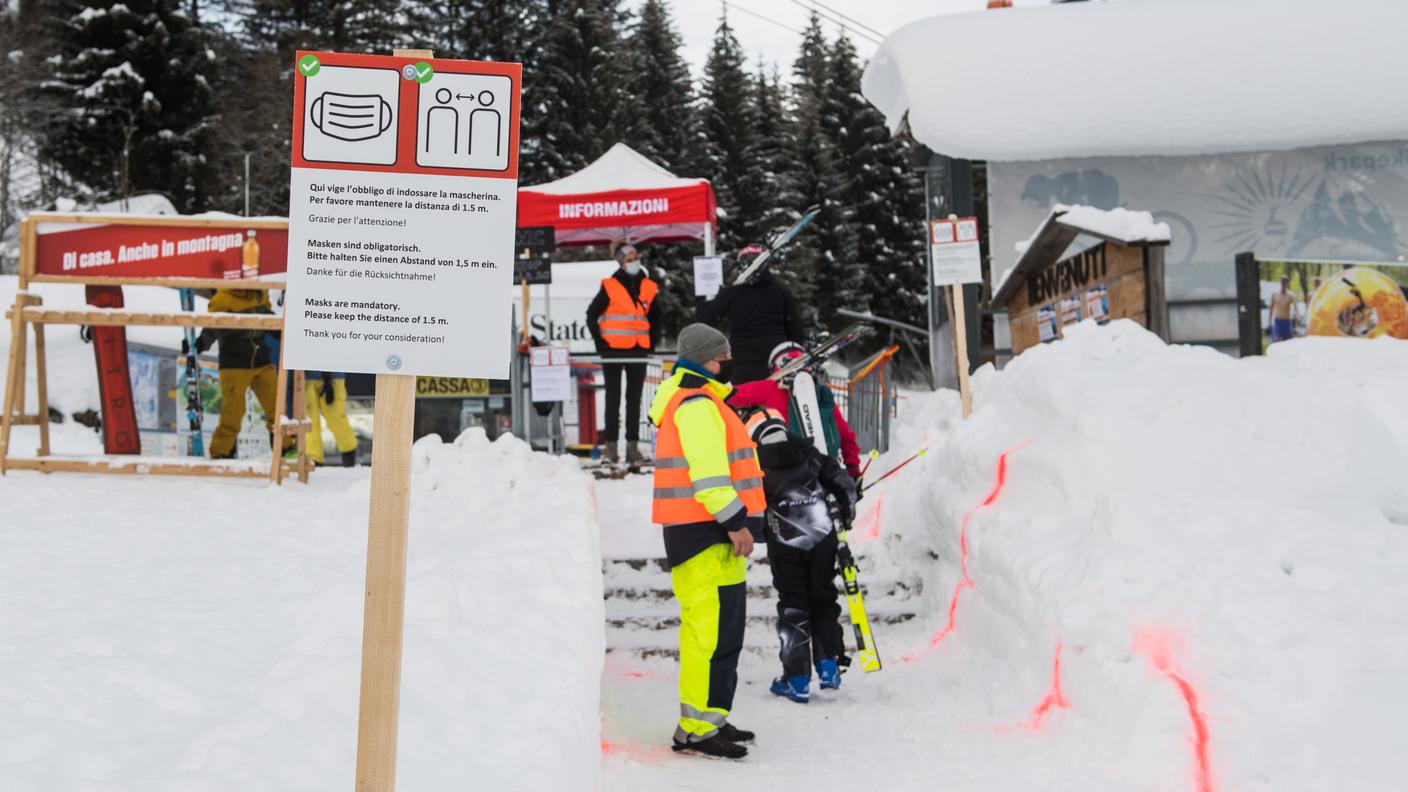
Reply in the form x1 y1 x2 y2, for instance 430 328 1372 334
930 216 982 418
279 46 522 791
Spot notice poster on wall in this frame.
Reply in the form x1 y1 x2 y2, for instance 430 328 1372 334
1059 295 1083 327
1037 305 1058 342
1086 285 1110 322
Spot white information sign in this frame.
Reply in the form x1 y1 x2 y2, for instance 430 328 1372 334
930 217 983 286
530 345 572 402
282 51 522 378
693 255 724 298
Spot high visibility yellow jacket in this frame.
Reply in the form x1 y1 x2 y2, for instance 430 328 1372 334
649 365 765 565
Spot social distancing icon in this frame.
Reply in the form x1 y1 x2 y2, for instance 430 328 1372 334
416 73 513 171
301 66 400 166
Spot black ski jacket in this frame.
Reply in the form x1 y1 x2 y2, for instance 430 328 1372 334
756 432 857 549
696 271 803 377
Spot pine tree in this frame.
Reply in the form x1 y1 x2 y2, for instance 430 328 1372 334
696 11 755 252
737 63 789 246
409 0 542 63
521 0 630 185
825 33 925 328
621 0 694 174
780 14 859 329
40 0 223 212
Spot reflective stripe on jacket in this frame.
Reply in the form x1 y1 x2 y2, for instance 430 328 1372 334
650 370 765 527
598 276 658 349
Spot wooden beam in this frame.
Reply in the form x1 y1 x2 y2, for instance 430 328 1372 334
34 317 50 457
15 308 283 330
3 456 275 477
26 212 288 230
19 216 36 289
28 275 286 291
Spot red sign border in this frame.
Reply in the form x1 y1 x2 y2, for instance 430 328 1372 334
291 51 521 181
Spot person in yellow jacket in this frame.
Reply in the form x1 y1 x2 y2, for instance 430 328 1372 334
189 289 280 459
305 371 359 466
649 323 765 760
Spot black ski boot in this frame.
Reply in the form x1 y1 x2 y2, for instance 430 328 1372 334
343 450 358 467
718 723 755 744
672 734 748 760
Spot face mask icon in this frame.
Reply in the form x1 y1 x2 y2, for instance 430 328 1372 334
310 92 394 142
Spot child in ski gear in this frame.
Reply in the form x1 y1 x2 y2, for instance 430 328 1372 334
696 245 804 384
742 407 857 703
190 289 282 459
729 341 862 477
305 371 358 466
648 323 763 760
586 241 660 464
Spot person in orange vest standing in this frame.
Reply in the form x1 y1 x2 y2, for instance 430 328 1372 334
586 242 660 465
648 323 765 760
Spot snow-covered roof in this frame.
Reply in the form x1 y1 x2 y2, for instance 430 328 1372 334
861 0 1408 162
992 204 1169 308
522 142 705 194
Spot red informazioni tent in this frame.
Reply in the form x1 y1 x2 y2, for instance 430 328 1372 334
517 143 717 249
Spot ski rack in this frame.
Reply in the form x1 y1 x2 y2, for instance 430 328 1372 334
0 213 313 483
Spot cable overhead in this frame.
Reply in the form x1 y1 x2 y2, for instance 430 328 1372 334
781 0 884 45
724 0 805 35
807 0 887 40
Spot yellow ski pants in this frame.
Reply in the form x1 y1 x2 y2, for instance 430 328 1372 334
210 365 277 459
672 543 748 743
305 379 358 464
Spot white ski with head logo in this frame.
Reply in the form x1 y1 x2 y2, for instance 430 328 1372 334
789 370 829 455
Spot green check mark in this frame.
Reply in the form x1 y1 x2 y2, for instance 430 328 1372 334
297 54 320 77
413 61 433 84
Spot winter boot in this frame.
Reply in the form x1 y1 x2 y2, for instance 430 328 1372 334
625 441 649 465
770 674 810 703
718 722 755 744
601 442 619 465
342 450 358 467
672 733 748 759
817 658 842 690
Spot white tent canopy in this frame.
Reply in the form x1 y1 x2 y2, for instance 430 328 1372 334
861 0 1408 162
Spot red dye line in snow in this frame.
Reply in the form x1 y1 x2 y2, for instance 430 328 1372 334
865 493 885 539
926 445 1022 650
1023 642 1069 729
1135 630 1214 792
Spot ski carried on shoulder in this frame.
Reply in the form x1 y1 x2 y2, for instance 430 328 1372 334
178 288 204 457
790 370 829 454
836 516 881 672
769 323 875 383
732 204 821 287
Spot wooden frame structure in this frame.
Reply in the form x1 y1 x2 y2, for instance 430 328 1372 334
1 212 312 483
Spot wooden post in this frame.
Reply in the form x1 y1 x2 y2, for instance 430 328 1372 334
951 285 973 417
293 369 310 483
352 46 432 792
270 358 291 485
520 278 531 344
33 297 50 457
0 294 28 473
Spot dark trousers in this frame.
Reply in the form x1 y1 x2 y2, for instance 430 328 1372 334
766 531 844 677
601 361 646 442
733 357 771 385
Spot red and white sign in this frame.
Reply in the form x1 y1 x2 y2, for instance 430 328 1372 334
282 51 522 379
33 222 288 281
529 344 571 402
930 216 982 286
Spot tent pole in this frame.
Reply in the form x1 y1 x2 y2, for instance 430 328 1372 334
703 222 715 257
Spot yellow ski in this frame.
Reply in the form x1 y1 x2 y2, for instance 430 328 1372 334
836 521 881 672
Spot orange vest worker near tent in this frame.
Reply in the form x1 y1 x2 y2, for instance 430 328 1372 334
586 242 660 465
648 323 765 760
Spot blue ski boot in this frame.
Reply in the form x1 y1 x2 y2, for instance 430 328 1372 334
816 658 842 691
770 674 810 703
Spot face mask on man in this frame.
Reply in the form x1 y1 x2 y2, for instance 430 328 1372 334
713 359 735 384
624 260 643 277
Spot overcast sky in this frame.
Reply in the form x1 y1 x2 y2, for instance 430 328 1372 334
637 0 1048 78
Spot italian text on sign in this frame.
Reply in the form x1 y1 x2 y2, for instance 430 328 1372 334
930 217 982 287
283 51 522 378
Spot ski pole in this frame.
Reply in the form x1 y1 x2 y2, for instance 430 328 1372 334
859 449 879 478
861 447 927 493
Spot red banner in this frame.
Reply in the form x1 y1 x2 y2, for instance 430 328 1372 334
34 222 289 280
516 185 715 232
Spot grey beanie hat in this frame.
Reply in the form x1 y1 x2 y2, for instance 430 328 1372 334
677 323 730 363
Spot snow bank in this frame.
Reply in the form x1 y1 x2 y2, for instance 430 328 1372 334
868 322 1408 790
0 429 604 791
861 0 1408 161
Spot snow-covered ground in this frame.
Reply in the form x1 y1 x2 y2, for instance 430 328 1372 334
4 318 1406 791
0 430 604 792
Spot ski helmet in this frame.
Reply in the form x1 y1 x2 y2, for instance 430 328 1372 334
768 341 805 373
